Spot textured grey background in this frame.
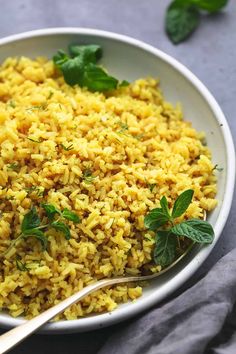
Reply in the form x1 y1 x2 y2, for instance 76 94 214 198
0 0 235 353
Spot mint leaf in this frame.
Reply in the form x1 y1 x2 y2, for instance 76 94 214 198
16 259 28 271
51 221 71 240
191 0 228 12
172 189 194 219
60 56 84 86
53 44 126 92
160 196 170 218
119 80 130 87
22 229 48 251
41 203 60 221
69 44 102 63
154 231 177 267
21 207 40 232
53 50 69 67
144 208 170 230
171 219 214 243
165 1 200 44
62 209 81 223
82 63 118 92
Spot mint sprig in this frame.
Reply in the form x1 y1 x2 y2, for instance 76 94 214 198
165 0 228 44
53 44 128 92
144 189 214 267
5 204 81 255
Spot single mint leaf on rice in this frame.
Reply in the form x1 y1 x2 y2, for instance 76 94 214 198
82 63 118 92
53 44 126 91
171 219 214 243
69 44 102 63
60 56 85 86
21 207 41 232
62 209 81 223
22 229 48 251
160 196 170 218
171 189 194 219
53 50 69 67
154 231 177 267
144 208 170 231
51 221 71 240
41 203 61 221
165 1 200 44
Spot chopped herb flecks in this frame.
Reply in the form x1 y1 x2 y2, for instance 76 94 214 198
7 163 20 171
25 186 44 198
117 121 129 134
8 100 16 108
60 143 74 151
82 169 96 184
27 137 43 143
26 104 47 112
147 183 157 193
212 164 223 172
48 91 54 99
16 258 29 271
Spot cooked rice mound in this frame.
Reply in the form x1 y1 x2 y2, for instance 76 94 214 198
0 56 217 319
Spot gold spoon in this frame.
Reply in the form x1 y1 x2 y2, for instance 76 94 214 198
0 213 206 354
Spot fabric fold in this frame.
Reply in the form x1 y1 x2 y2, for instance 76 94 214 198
98 248 236 354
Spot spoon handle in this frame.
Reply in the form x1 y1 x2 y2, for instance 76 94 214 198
0 240 196 353
0 277 129 354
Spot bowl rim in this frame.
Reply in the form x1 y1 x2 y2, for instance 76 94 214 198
0 27 235 333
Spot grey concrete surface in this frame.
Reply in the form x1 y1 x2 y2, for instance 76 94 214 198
0 0 235 353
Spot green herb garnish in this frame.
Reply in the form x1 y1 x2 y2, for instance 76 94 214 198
41 203 60 220
21 206 41 232
51 221 71 240
53 44 128 92
61 208 81 223
4 204 81 255
25 186 44 197
117 121 129 134
8 100 16 108
7 162 20 171
144 189 214 267
60 143 74 151
16 258 29 271
165 0 228 44
82 169 96 184
27 137 43 143
212 164 223 172
134 133 145 141
26 104 47 112
119 80 130 88
147 183 157 193
48 91 54 99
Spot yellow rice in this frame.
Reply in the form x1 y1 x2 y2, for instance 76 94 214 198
0 56 217 319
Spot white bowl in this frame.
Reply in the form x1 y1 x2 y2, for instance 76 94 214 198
0 28 235 333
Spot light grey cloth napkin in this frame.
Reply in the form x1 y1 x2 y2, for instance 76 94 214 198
98 248 236 354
